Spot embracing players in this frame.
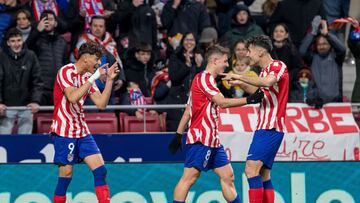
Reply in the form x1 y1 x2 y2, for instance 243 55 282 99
169 44 264 203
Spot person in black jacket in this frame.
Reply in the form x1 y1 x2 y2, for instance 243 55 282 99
0 28 43 134
269 0 326 48
160 0 211 37
115 0 158 52
166 32 204 131
124 42 154 97
26 10 68 105
270 23 303 83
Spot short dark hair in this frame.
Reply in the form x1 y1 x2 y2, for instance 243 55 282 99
5 28 22 42
77 42 103 59
205 44 230 61
40 10 57 21
135 42 152 52
90 15 106 26
246 35 273 53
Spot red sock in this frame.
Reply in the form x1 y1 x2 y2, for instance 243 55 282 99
54 195 66 203
249 188 263 203
95 185 110 203
263 189 275 203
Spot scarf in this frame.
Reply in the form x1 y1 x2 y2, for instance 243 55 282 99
17 26 32 41
75 32 123 68
79 0 104 30
151 68 169 97
129 88 147 113
32 0 58 21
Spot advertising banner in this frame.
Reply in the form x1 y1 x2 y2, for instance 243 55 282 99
219 103 360 161
0 162 359 203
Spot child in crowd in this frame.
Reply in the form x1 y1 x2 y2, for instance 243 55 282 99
222 57 258 98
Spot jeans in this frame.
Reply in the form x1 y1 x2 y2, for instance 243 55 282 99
0 110 33 134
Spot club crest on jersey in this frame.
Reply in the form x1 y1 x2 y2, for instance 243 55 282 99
67 154 74 162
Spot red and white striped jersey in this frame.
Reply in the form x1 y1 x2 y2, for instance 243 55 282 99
50 64 99 138
257 60 289 132
186 71 221 148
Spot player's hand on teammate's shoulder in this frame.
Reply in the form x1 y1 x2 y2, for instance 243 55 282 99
168 132 183 154
246 88 264 104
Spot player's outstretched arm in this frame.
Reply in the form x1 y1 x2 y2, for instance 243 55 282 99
221 73 277 87
90 62 119 110
212 90 264 108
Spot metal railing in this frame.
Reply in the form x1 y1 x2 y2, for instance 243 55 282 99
5 103 360 132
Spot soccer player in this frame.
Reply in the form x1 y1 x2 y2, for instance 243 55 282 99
51 42 119 203
222 35 289 203
168 45 264 203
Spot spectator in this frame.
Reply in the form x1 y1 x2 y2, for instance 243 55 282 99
198 27 218 54
323 0 350 25
0 28 43 134
270 23 303 83
26 0 68 33
166 32 203 131
151 60 170 105
26 10 68 105
215 0 254 36
299 17 346 103
15 9 33 43
120 81 157 120
124 42 154 97
269 0 326 47
221 3 263 48
161 0 211 37
222 57 258 98
289 68 323 108
115 0 157 52
347 18 360 102
0 0 22 46
74 15 125 91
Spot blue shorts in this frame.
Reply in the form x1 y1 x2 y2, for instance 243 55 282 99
184 143 230 172
53 134 101 165
247 129 284 169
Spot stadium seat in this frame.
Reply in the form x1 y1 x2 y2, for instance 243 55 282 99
159 112 167 132
123 114 161 132
118 112 128 132
85 112 118 133
35 112 53 134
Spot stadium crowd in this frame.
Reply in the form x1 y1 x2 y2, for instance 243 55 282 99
0 0 359 133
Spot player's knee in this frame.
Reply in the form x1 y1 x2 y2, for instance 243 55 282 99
181 174 198 186
260 168 270 180
245 165 258 178
221 172 235 184
59 166 73 177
